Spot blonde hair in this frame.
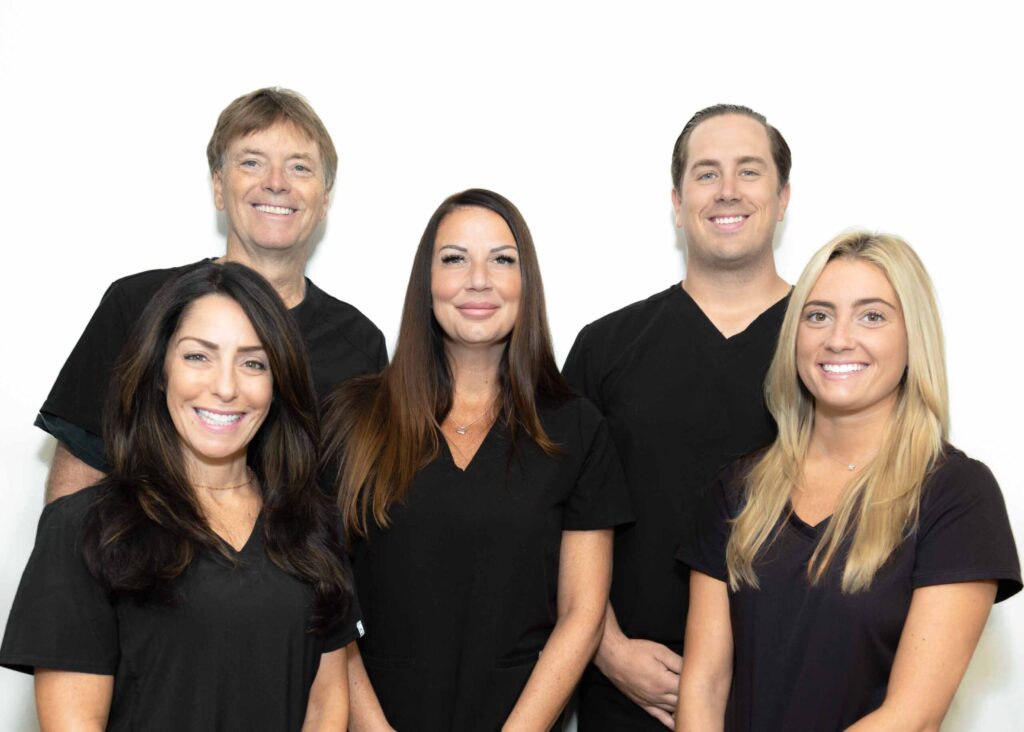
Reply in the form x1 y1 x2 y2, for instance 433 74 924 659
726 231 949 593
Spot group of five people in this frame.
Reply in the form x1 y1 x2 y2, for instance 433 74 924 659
1 88 1019 731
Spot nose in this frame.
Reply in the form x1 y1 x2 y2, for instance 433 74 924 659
467 258 490 291
262 164 290 194
825 319 856 352
716 173 739 202
210 360 238 402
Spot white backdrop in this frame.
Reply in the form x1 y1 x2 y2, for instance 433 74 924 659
1 1 1021 729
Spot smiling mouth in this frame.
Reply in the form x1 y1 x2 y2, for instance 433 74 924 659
821 363 867 374
195 408 243 426
711 215 746 225
253 204 296 215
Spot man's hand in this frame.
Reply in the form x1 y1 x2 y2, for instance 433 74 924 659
595 605 681 729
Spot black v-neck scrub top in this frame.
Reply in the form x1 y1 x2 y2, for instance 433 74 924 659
0 486 363 732
352 396 632 731
563 285 788 648
677 449 1021 731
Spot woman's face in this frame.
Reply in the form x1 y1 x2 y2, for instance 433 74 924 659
163 294 273 473
431 206 522 354
796 258 909 420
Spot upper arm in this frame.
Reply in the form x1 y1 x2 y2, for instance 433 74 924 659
557 529 613 617
872 581 997 729
35 669 113 731
303 648 348 731
46 442 106 503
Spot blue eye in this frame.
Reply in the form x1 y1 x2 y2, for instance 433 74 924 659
696 171 716 181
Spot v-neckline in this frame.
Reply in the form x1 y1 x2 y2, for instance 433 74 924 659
674 283 790 344
442 420 501 473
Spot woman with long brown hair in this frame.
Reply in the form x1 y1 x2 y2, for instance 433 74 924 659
323 189 631 730
675 232 1020 731
1 262 359 731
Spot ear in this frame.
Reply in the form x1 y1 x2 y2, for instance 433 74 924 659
777 183 792 222
671 187 684 229
212 170 225 211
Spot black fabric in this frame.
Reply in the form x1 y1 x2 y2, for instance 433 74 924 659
37 259 387 470
562 284 787 727
352 397 632 731
0 486 363 731
677 448 1022 732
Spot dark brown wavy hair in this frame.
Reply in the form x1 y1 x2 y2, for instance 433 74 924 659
323 188 572 538
82 261 351 632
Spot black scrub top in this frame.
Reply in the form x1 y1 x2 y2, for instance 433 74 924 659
0 486 363 732
677 448 1022 731
352 396 631 731
36 259 388 470
562 284 788 649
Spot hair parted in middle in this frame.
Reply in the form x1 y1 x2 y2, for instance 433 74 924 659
726 231 949 594
81 261 351 631
322 188 572 538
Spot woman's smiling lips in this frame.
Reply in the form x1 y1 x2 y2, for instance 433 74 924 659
194 407 247 433
819 362 868 380
456 302 500 319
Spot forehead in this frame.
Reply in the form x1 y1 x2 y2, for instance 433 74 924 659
685 114 774 169
434 207 516 248
809 259 899 303
224 120 321 161
175 294 258 335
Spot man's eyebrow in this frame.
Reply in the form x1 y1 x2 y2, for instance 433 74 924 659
736 155 769 167
690 155 769 169
176 336 265 353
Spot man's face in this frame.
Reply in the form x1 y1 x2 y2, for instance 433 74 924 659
213 121 330 256
672 114 790 270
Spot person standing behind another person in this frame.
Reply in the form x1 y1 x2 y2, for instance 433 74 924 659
37 87 387 502
563 105 792 729
676 232 1021 731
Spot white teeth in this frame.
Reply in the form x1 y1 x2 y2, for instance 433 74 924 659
822 363 866 373
255 204 294 215
713 215 744 224
196 408 242 425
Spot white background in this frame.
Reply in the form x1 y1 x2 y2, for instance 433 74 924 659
1 1 1021 729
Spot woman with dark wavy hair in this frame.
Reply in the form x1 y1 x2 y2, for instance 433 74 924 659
322 189 631 730
1 262 359 731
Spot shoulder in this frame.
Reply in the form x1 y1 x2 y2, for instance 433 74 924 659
574 284 683 346
537 393 603 433
101 260 210 306
921 446 1002 509
36 485 105 540
303 280 385 347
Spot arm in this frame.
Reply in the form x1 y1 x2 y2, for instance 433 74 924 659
302 647 349 732
346 641 395 732
46 442 105 503
844 581 998 732
676 571 732 732
502 529 612 731
35 669 113 731
592 601 682 728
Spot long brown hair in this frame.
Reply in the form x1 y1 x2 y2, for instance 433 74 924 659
323 188 572 538
82 262 351 631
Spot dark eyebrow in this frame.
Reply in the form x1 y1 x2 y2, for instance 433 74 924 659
736 155 769 167
803 298 898 310
690 155 769 170
438 244 518 253
177 336 265 353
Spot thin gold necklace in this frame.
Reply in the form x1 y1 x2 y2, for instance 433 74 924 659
194 467 254 491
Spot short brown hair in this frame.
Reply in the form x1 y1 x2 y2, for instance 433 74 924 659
671 104 791 193
206 87 339 191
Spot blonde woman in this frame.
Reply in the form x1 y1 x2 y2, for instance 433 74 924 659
675 232 1020 731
